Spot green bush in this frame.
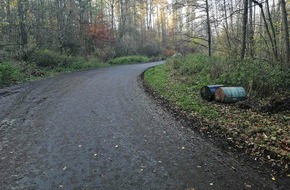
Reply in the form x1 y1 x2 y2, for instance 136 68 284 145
0 62 23 86
108 56 150 65
167 54 289 98
69 57 109 70
29 49 72 68
138 42 161 57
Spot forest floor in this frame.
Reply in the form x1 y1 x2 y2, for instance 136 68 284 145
143 64 290 179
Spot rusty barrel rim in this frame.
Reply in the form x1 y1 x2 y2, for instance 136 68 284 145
215 87 246 103
200 85 224 102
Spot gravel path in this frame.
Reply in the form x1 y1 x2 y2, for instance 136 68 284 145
0 62 288 190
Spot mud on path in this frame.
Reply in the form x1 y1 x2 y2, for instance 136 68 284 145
0 62 289 190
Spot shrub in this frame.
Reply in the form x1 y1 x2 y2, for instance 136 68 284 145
69 57 109 70
29 49 72 68
108 56 150 65
115 36 138 57
162 49 175 57
95 47 116 62
167 54 290 99
0 62 23 86
139 42 161 57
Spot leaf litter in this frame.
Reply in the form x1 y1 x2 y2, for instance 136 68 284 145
142 66 290 176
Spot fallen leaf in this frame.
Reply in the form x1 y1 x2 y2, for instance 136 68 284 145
271 176 276 181
245 183 251 188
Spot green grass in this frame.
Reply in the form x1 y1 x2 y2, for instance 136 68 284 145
108 55 150 65
18 57 111 83
0 62 25 87
0 53 151 87
144 54 290 163
144 63 220 119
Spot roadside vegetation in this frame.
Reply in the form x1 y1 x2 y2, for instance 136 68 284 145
0 51 151 87
144 54 290 173
108 55 150 65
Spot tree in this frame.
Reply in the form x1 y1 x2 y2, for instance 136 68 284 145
241 0 248 59
280 0 290 64
205 0 211 56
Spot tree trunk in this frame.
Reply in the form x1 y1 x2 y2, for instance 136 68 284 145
205 0 211 56
223 0 231 50
229 0 234 34
249 0 254 58
18 0 28 46
110 0 114 30
280 0 290 64
240 0 248 59
7 0 12 33
251 0 278 61
266 0 278 60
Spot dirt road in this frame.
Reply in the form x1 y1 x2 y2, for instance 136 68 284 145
0 62 288 190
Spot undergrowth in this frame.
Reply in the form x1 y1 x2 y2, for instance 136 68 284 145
144 54 290 172
168 54 289 99
0 62 24 87
108 55 150 65
0 51 151 87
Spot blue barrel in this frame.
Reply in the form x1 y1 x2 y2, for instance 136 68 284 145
200 85 224 101
215 87 246 103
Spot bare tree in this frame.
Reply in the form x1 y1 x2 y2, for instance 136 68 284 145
251 0 278 61
241 0 248 59
280 0 289 64
248 0 254 57
205 0 212 56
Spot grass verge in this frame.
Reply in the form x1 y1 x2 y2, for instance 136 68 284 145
0 54 150 87
143 54 290 175
108 55 150 65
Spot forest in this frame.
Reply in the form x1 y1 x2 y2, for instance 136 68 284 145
0 0 290 176
0 0 289 62
0 0 289 96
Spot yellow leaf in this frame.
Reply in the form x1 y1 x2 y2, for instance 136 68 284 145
11 0 18 7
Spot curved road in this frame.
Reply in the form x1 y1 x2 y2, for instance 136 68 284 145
0 62 287 190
